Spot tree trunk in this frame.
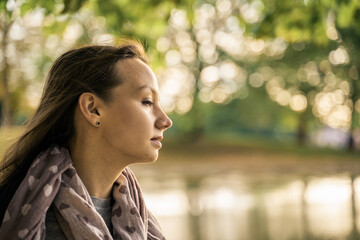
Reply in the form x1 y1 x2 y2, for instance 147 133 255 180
348 108 356 152
184 31 205 142
296 110 307 146
337 28 360 151
1 52 11 127
347 75 359 152
1 21 11 127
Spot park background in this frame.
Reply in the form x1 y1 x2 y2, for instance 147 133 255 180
1 0 360 239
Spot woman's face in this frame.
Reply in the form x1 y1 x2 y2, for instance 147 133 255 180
99 58 172 165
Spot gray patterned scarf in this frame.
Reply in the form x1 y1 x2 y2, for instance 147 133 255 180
0 146 165 240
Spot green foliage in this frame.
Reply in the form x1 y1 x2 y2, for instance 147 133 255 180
86 0 197 49
20 0 87 15
0 0 12 19
21 0 56 15
62 0 87 13
0 0 8 13
89 0 177 48
337 0 360 32
257 0 329 45
256 0 360 43
2 0 360 148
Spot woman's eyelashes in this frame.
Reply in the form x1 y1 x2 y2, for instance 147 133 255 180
142 99 154 106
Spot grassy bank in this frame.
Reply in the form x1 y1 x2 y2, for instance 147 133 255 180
1 126 359 177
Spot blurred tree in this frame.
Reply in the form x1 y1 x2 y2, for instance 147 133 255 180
253 0 360 149
0 0 86 127
156 3 295 141
254 44 336 146
0 0 190 127
158 0 360 148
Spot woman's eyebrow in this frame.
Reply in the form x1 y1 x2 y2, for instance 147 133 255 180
137 85 159 96
136 85 162 102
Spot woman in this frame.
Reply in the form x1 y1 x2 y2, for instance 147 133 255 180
0 42 172 239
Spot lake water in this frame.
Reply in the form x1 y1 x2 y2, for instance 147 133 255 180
133 169 360 240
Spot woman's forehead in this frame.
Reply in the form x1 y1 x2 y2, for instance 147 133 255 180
114 58 159 91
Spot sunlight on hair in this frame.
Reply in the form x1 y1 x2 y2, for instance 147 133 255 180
92 33 115 44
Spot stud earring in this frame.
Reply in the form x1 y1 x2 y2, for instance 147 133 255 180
96 121 100 126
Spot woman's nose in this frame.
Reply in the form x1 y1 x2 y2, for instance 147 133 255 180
156 111 172 130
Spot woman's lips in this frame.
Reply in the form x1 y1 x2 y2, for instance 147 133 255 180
150 139 162 148
150 136 163 149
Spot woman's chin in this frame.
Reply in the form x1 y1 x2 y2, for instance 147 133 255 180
140 152 159 164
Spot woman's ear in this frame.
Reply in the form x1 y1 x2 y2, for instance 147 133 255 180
78 93 101 127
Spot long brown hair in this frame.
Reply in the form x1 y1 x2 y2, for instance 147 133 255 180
0 42 148 221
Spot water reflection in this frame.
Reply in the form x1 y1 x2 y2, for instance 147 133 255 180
135 171 359 240
306 177 352 239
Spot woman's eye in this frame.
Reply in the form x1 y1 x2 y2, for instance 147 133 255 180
142 100 154 106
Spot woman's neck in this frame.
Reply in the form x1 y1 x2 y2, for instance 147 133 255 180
69 136 126 198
